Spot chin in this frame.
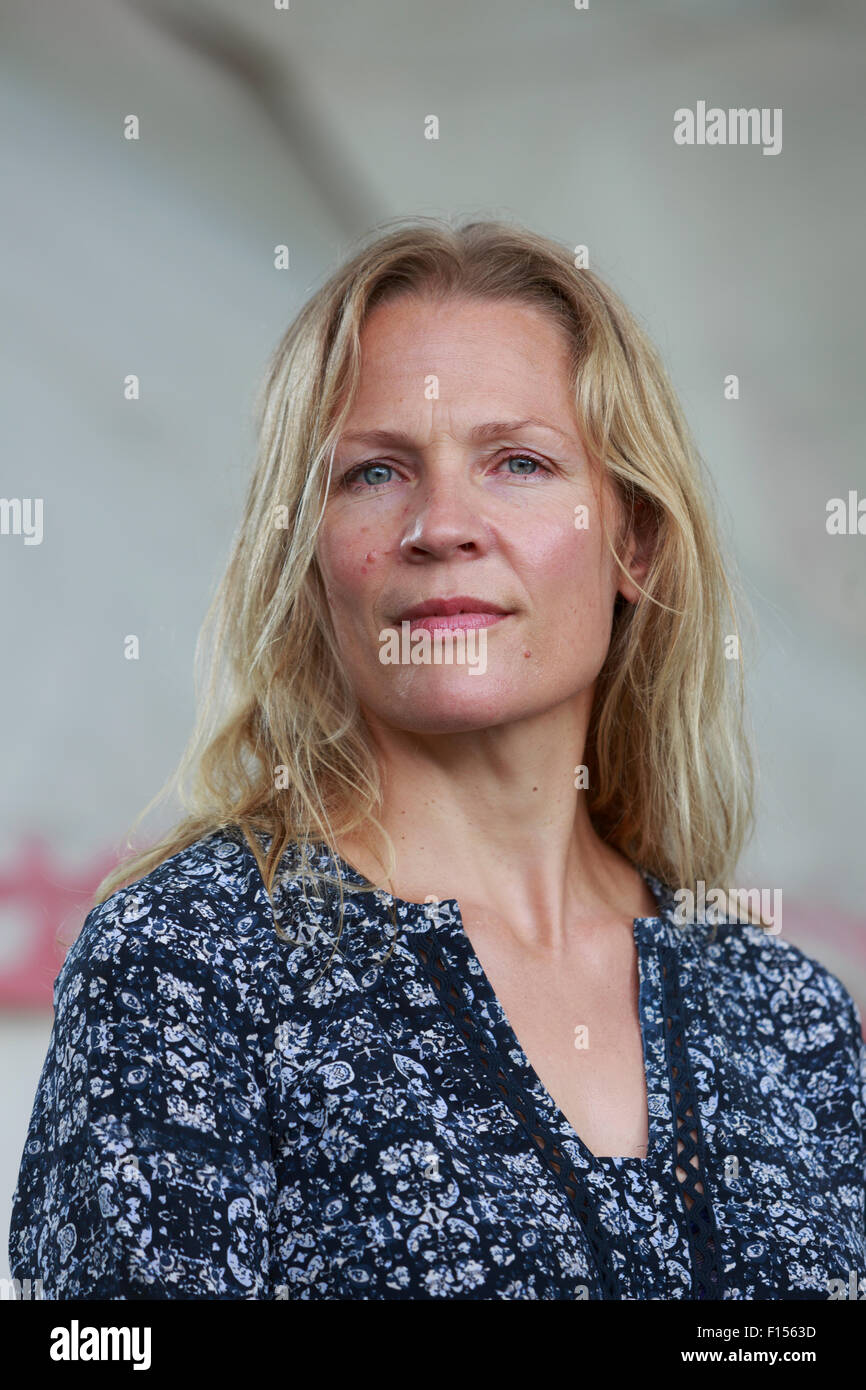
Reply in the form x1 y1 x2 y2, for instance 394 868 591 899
368 675 552 735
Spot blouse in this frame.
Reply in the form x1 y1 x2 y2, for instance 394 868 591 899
8 825 866 1300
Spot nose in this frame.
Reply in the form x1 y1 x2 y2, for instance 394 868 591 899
398 469 489 563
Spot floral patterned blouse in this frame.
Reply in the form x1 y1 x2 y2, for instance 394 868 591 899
9 826 866 1300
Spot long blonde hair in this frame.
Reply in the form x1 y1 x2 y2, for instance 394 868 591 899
94 215 757 933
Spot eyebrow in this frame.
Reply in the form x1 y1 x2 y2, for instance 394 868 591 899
338 418 576 449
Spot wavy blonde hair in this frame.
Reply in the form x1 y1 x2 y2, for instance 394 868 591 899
94 215 757 939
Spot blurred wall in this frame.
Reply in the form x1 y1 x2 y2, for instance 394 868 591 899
2 0 864 1277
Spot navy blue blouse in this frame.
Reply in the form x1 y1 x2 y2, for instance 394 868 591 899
9 826 866 1299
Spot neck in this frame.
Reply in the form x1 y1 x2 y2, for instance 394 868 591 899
336 697 656 951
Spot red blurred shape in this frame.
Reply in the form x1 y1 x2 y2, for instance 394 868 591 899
0 835 122 1008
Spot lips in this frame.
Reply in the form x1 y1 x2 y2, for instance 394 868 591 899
394 595 512 633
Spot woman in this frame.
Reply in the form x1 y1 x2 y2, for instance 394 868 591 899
10 218 864 1300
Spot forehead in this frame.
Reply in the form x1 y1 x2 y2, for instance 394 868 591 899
347 294 577 422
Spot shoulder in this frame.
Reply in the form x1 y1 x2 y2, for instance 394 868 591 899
57 827 277 1018
59 827 358 1027
690 916 864 1067
702 917 860 1013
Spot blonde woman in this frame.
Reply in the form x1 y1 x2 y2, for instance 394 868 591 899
10 219 864 1301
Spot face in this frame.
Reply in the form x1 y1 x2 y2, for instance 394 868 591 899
315 293 648 735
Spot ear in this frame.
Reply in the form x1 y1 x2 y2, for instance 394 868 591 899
616 496 656 604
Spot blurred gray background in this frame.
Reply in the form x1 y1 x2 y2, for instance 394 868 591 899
2 0 865 1278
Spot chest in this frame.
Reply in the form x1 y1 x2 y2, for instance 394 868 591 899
456 918 651 1159
271 925 863 1300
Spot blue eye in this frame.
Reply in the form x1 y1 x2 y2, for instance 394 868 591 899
362 464 393 485
504 454 541 475
343 462 394 489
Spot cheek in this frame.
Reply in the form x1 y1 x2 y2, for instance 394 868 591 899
523 518 609 604
319 494 413 599
318 522 374 601
517 524 618 670
316 519 399 655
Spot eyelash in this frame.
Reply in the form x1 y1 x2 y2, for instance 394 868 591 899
341 451 553 492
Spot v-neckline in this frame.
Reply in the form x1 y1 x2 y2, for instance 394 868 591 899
412 876 673 1173
325 847 682 1175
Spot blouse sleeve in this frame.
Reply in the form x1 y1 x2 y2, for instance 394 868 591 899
856 1006 866 1238
8 882 276 1299
834 984 866 1249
